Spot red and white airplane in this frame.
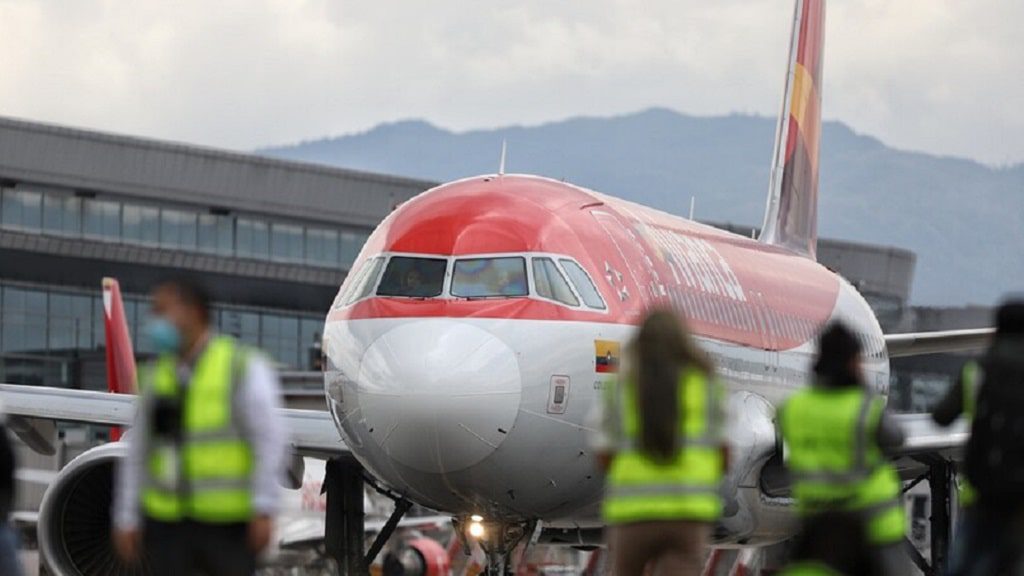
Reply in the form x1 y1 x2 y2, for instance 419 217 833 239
321 0 984 558
0 0 991 574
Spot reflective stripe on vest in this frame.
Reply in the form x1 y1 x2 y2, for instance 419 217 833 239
959 361 981 506
141 336 254 523
780 387 905 545
602 369 723 524
962 361 980 420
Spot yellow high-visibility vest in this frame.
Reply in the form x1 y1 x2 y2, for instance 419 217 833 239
141 336 254 523
780 387 904 545
959 361 980 507
602 369 723 524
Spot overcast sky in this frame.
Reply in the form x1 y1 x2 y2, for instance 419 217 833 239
2 0 1021 165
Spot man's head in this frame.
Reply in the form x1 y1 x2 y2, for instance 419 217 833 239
148 277 212 355
405 268 422 288
996 299 1024 337
813 322 863 387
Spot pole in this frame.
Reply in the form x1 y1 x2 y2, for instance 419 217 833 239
364 498 412 566
929 459 952 573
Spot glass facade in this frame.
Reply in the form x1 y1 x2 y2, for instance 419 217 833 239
82 198 122 240
236 217 270 260
43 194 81 236
0 281 324 378
0 186 370 270
159 208 197 250
1 189 42 231
340 231 368 267
305 227 339 266
271 223 304 263
198 213 234 256
1 287 47 353
47 292 93 352
122 204 159 245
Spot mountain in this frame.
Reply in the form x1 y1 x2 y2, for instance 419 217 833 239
258 108 1023 307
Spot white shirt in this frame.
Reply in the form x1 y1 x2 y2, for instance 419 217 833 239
113 347 287 530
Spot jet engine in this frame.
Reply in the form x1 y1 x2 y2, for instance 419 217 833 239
716 391 798 545
382 537 451 576
37 442 134 576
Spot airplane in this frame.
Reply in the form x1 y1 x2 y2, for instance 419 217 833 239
0 0 994 574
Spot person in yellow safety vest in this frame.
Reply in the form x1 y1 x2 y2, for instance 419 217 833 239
933 361 982 507
592 309 727 576
931 360 981 576
112 277 287 576
779 323 906 576
931 300 1024 576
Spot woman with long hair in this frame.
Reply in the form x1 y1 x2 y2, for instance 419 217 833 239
595 309 725 576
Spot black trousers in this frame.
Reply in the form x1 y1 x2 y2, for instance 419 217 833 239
143 518 256 576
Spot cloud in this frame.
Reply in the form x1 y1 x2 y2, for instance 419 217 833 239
0 0 1020 165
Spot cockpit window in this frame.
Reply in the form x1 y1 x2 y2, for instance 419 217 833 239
335 259 366 308
451 257 528 298
346 256 385 304
377 256 447 298
533 257 579 306
559 259 606 310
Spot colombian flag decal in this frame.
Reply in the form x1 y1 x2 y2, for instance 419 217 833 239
595 340 620 373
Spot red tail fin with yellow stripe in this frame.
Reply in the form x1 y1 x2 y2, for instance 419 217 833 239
760 0 825 259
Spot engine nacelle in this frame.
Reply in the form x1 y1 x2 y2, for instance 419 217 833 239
382 537 451 576
716 391 798 546
38 442 129 576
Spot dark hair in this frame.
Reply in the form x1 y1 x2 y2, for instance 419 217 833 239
813 322 862 388
996 299 1024 336
629 309 712 461
154 276 212 324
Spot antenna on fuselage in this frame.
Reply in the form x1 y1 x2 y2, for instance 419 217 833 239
689 196 696 220
498 139 507 176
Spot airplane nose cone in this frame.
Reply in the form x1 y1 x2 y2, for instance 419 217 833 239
357 320 521 474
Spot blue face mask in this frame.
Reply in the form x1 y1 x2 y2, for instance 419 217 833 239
145 317 182 354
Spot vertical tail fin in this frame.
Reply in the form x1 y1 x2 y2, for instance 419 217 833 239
759 0 825 259
102 278 137 440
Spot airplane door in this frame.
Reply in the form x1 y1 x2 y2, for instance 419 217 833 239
589 210 665 313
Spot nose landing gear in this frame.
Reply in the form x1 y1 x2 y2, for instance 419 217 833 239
455 516 536 576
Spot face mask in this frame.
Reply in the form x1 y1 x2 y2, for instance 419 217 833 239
145 317 182 354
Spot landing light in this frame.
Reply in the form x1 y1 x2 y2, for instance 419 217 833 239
468 517 486 539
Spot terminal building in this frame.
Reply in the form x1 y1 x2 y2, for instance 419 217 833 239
0 116 433 390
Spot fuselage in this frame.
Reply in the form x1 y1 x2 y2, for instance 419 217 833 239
322 174 887 541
